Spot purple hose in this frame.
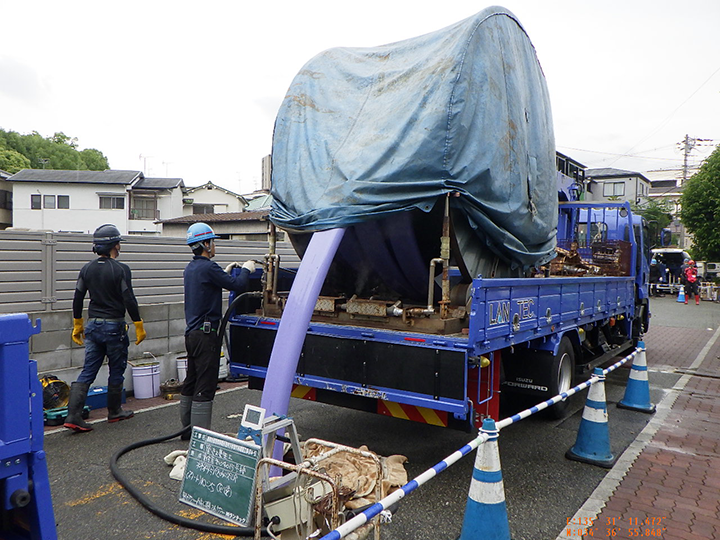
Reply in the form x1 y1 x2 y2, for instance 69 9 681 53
259 228 345 421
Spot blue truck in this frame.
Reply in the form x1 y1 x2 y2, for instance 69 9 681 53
227 7 653 428
228 193 651 429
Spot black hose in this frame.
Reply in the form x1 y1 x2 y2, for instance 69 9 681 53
109 292 268 535
219 290 263 342
109 426 269 537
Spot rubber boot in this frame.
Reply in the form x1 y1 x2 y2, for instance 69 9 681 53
685 297 688 304
64 382 93 432
180 395 193 441
107 384 134 423
190 400 213 433
696 296 700 305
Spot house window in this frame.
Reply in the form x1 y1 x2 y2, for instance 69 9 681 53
602 182 625 197
99 196 125 209
43 195 56 209
0 190 13 210
193 204 214 214
58 195 70 209
31 194 41 209
130 197 157 220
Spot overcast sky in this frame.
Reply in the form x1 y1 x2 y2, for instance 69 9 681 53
2 1 718 194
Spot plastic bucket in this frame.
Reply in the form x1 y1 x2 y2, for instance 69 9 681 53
218 352 228 381
132 362 160 399
176 356 188 383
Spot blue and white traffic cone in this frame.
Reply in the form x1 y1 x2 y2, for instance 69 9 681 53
676 285 685 303
458 418 511 540
566 368 615 468
618 342 655 413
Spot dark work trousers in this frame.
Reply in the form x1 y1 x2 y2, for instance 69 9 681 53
181 330 221 402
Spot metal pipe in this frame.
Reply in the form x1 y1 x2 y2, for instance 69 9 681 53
427 194 453 317
427 258 444 312
440 194 451 318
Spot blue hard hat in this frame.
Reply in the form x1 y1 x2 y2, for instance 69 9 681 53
651 259 657 264
186 222 217 245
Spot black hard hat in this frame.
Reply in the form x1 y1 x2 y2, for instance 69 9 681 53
93 223 122 245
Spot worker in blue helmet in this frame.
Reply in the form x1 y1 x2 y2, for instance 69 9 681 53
181 222 256 437
65 224 146 432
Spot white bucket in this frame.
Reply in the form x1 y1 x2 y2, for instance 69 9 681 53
177 356 188 382
218 352 228 381
132 362 160 399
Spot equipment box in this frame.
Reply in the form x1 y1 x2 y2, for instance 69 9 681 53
44 406 90 426
86 386 126 410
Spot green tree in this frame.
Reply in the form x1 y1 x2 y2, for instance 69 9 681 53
0 148 31 174
79 148 108 170
0 128 110 171
633 199 674 248
680 145 720 260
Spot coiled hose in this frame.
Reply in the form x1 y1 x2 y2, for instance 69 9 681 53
109 291 267 536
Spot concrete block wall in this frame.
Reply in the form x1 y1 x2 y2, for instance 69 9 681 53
29 303 188 395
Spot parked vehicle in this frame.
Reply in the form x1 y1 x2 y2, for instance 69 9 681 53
651 248 691 291
227 7 653 428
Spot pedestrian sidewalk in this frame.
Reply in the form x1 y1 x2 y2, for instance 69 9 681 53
560 323 720 539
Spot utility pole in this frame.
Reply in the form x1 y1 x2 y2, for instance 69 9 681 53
680 134 695 185
679 134 714 184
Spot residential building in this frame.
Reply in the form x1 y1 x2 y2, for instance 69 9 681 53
244 190 273 212
584 167 651 205
645 168 688 248
182 181 247 215
159 210 278 241
0 170 12 230
556 152 587 200
7 169 184 235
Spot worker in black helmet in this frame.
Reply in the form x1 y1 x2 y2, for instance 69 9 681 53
181 222 255 438
64 224 146 433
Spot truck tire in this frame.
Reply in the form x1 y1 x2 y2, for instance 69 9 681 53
546 337 575 419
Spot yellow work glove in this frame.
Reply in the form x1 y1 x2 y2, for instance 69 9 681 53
71 318 84 346
134 320 147 345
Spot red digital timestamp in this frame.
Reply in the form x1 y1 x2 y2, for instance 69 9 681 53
564 516 668 537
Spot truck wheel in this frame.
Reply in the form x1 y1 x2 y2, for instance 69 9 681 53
547 337 575 419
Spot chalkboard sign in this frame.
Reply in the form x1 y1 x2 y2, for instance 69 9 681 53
179 427 261 526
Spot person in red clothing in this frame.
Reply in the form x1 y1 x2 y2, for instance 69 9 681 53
683 260 700 305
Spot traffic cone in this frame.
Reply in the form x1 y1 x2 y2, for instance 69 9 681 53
676 285 685 303
458 418 511 540
566 368 615 468
618 342 655 413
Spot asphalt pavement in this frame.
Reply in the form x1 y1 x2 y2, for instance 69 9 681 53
40 293 720 540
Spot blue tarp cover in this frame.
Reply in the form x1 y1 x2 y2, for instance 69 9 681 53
270 6 557 269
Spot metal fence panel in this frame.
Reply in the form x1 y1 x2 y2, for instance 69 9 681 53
0 230 301 314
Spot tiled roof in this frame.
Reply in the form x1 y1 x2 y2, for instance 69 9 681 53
184 181 243 199
7 168 142 184
134 177 184 190
158 211 268 224
586 167 643 178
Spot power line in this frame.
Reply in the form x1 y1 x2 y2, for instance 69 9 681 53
607 64 720 165
558 145 689 162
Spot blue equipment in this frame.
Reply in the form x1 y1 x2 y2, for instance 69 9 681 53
0 313 57 540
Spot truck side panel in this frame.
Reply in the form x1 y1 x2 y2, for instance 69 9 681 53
467 276 635 356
